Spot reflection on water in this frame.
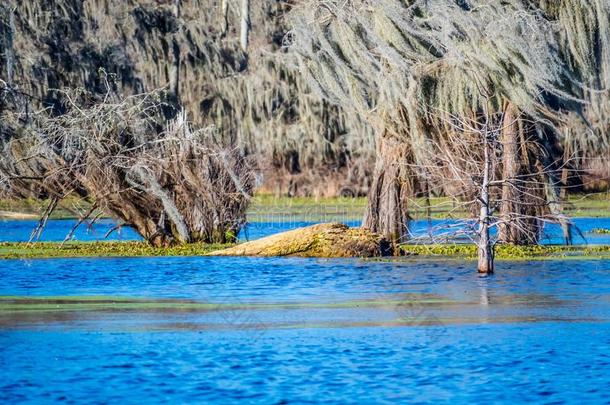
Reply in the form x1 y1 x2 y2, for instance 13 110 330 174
1 255 609 402
0 292 587 330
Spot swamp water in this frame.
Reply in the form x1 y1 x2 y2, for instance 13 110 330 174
2 217 610 244
1 220 609 403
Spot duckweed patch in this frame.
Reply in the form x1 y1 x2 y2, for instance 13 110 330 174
590 228 610 235
400 244 610 259
0 241 230 260
2 240 609 260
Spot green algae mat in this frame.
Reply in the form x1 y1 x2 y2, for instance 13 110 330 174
0 241 229 259
1 240 609 260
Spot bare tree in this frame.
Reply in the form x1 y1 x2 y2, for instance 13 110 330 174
0 87 256 246
2 0 375 198
478 120 495 274
400 110 576 274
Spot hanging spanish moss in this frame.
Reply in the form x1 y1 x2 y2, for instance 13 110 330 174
0 0 375 197
289 0 609 242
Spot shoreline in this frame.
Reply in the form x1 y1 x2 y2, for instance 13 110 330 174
0 211 39 220
1 193 609 221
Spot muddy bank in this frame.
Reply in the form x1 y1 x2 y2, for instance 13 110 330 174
0 211 38 219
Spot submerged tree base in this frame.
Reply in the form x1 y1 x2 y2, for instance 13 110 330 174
210 223 393 258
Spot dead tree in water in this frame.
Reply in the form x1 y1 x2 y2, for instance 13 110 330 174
478 125 494 274
402 111 575 274
0 88 255 246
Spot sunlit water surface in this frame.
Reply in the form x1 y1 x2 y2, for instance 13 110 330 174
1 249 609 403
2 217 610 244
2 217 610 402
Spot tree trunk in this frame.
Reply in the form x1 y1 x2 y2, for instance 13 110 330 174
240 0 250 53
5 5 15 87
538 126 573 245
169 0 181 102
423 179 432 237
363 131 410 244
560 164 569 201
560 149 572 243
559 162 572 244
220 0 229 37
478 133 494 274
498 103 541 245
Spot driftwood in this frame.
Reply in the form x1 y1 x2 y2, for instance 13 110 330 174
210 223 392 258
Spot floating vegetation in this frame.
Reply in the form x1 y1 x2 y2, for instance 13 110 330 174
0 295 456 313
399 244 610 260
1 239 609 260
0 294 594 331
0 241 230 260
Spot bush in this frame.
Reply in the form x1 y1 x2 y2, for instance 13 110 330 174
0 88 255 245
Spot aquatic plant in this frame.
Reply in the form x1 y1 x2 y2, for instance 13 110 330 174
590 228 610 235
399 243 610 260
0 241 230 259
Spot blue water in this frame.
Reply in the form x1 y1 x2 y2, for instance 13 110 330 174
3 324 609 403
2 217 610 244
1 254 610 403
0 218 141 242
